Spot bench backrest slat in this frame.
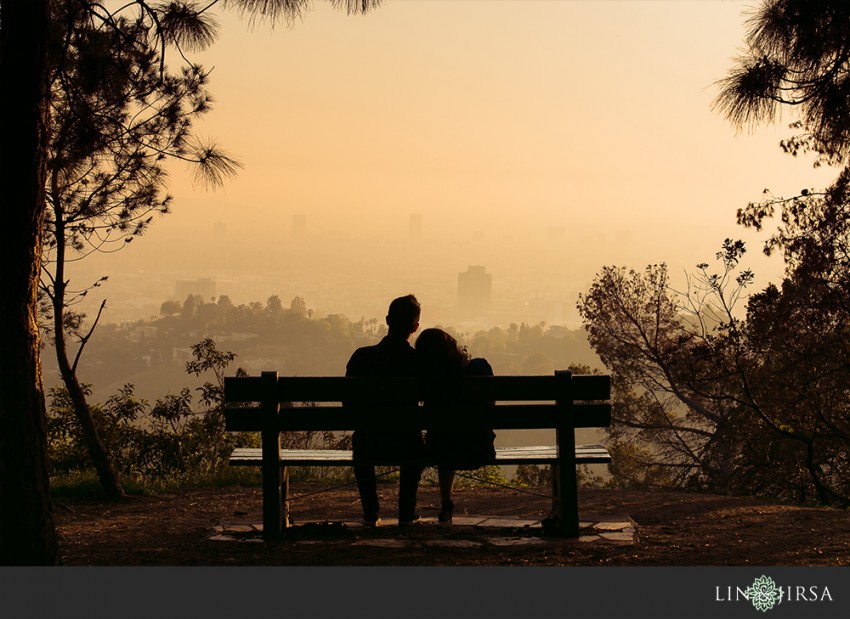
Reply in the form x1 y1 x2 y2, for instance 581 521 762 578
223 374 610 404
224 402 611 432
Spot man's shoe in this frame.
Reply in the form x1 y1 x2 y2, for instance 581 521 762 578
361 515 382 527
398 514 421 526
438 500 454 525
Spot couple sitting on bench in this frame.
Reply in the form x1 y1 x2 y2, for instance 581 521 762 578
346 294 495 526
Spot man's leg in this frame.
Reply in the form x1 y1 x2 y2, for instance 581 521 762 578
398 464 422 522
352 432 380 524
437 466 455 523
438 467 455 507
354 462 380 524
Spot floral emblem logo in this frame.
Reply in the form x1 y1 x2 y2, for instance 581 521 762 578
745 575 783 612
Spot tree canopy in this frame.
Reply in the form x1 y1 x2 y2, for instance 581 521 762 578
40 0 246 498
579 239 850 504
0 0 382 565
714 0 850 167
579 0 850 505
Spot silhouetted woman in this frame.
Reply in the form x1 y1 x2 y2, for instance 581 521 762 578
415 328 496 523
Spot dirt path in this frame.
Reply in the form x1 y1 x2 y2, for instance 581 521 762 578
54 484 850 565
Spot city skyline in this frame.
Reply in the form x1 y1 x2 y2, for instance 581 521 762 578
61 1 840 331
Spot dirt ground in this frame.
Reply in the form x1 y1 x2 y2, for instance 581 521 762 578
53 483 850 566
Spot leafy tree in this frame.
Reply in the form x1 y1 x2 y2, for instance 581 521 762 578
48 338 254 484
0 0 381 564
39 0 241 498
736 171 850 503
160 300 182 316
714 0 850 167
577 249 751 493
714 0 850 313
266 295 284 315
707 0 850 504
580 240 850 504
290 295 308 317
43 0 386 499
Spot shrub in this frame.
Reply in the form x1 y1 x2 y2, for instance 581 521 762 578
47 338 258 490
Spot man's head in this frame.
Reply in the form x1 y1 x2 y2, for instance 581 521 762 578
386 294 421 336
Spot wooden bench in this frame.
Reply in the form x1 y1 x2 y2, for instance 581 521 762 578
224 370 611 538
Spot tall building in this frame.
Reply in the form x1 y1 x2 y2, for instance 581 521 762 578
457 265 492 317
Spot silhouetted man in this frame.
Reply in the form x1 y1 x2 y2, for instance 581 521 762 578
345 294 424 526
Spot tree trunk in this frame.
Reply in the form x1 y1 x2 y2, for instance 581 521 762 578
50 204 125 498
0 0 60 565
53 301 126 498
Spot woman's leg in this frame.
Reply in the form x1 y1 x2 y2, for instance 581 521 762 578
438 467 455 522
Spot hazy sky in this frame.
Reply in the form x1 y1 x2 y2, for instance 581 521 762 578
75 0 840 326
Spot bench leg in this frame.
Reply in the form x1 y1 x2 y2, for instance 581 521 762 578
550 462 559 524
282 464 291 528
553 424 580 537
550 462 579 537
262 429 283 538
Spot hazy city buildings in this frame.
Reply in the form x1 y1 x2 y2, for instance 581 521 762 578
457 265 492 318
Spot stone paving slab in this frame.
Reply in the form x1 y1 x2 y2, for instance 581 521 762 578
211 514 638 547
477 518 539 528
449 516 489 526
427 540 484 548
486 536 549 547
351 539 412 548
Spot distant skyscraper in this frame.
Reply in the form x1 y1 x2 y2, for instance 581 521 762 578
457 265 492 317
213 220 227 239
409 213 422 242
292 213 306 236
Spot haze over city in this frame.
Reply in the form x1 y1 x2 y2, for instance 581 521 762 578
66 0 838 330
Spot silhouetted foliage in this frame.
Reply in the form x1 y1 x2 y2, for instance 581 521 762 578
3 0 383 564
47 338 257 484
37 0 387 499
714 0 850 167
38 0 245 498
575 2 850 504
580 239 850 505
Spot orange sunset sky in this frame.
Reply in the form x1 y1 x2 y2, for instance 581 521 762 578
73 0 839 325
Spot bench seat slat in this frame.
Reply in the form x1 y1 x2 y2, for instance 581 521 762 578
229 444 612 466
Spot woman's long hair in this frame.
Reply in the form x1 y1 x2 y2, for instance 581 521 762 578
415 328 470 376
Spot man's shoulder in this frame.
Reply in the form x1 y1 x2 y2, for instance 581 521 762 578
349 343 379 359
346 344 379 375
346 336 416 376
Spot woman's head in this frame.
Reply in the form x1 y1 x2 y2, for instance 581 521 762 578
415 328 469 374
